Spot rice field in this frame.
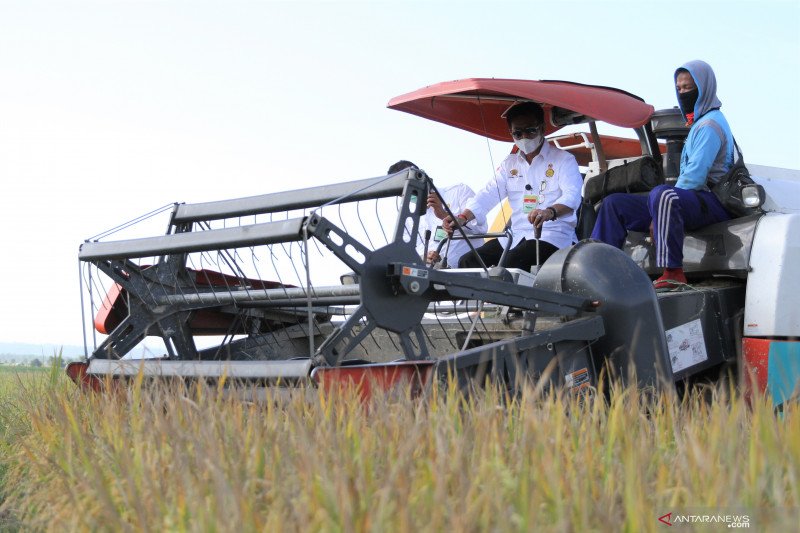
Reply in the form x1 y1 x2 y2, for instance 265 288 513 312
0 366 797 532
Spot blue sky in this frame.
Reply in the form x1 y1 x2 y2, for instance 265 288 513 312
1 0 798 347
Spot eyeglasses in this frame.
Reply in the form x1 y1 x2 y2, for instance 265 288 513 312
538 180 547 203
511 126 541 139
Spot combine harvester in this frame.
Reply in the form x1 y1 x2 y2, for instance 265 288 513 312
69 79 800 409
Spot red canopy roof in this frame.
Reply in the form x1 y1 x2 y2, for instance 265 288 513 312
387 78 655 141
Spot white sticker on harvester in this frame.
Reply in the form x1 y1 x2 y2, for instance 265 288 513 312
665 318 707 373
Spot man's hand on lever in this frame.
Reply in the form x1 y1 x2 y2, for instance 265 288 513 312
443 209 473 235
528 206 559 229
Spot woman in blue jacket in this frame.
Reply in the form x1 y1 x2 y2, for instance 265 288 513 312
591 60 733 289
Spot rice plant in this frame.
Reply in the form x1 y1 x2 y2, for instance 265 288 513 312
0 371 797 532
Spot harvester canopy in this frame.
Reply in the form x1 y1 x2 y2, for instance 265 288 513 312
387 78 655 140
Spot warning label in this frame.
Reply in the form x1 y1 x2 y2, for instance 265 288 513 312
401 266 428 278
564 367 590 392
666 318 708 373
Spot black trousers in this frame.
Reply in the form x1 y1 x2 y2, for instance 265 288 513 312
457 238 559 272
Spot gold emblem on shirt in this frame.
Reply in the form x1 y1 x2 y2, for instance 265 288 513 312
545 163 554 178
510 169 519 176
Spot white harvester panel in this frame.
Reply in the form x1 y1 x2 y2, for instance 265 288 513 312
744 213 800 337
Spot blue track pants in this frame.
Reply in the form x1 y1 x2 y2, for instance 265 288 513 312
590 185 730 268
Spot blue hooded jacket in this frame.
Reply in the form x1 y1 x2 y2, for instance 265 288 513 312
674 60 735 190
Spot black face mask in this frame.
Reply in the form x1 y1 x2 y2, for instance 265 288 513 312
678 88 699 115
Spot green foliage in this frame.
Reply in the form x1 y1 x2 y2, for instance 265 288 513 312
0 376 797 532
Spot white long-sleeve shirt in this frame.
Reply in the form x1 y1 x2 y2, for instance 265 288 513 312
465 142 583 250
417 183 487 267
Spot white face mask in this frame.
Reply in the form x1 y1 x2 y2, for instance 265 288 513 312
515 134 543 155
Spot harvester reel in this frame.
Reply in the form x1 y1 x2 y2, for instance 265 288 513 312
306 213 431 366
92 258 201 360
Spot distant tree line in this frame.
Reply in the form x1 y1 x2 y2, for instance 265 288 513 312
0 356 71 368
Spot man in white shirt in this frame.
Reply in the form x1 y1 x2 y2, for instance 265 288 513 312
388 160 487 268
443 102 583 271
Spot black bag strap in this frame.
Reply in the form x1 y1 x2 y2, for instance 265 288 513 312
732 137 745 165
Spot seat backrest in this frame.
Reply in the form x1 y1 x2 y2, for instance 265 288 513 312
582 156 664 206
575 198 597 241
